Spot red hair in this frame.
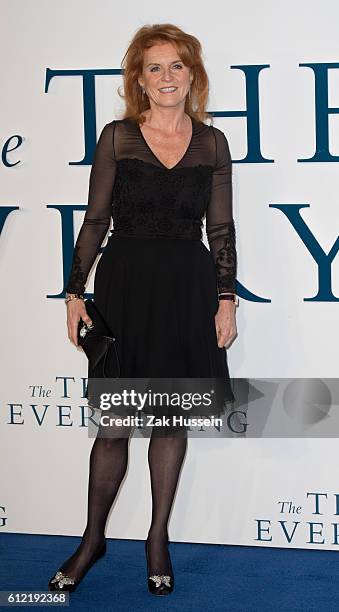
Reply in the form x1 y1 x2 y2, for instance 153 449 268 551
118 23 212 125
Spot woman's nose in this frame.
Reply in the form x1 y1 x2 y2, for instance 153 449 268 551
161 69 172 81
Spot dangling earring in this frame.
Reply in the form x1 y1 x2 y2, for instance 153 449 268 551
142 87 146 96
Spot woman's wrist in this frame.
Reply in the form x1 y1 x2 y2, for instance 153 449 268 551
218 299 237 310
218 292 239 306
65 292 85 304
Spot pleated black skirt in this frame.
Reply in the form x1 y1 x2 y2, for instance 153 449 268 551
92 233 235 417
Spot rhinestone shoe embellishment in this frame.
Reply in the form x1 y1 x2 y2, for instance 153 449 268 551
149 574 172 588
50 571 75 589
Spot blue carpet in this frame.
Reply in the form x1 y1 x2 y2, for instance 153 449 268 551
0 533 337 611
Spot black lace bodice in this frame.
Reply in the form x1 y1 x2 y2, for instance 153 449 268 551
65 116 237 297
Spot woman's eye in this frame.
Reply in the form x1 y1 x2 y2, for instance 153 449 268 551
149 64 183 72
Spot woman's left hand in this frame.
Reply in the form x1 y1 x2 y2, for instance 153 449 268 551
215 300 237 349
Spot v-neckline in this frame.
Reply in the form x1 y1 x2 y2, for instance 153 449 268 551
137 116 195 171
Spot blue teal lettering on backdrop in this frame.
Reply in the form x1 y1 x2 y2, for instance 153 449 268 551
307 492 328 514
0 206 19 233
42 64 339 302
45 65 272 164
298 63 339 162
54 376 95 427
335 494 339 515
46 204 106 299
31 405 49 426
7 403 95 428
55 376 76 398
254 493 339 545
8 404 24 425
255 520 273 542
0 507 7 527
279 522 300 544
45 68 123 165
211 65 273 163
270 204 339 302
2 135 23 167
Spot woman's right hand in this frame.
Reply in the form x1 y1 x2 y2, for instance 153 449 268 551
66 298 93 347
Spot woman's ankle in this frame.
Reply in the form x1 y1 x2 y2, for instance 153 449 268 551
147 527 169 542
81 530 106 550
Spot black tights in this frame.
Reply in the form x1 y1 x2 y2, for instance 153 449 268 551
57 419 187 580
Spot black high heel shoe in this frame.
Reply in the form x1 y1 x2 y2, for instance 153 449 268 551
48 540 107 592
144 539 174 595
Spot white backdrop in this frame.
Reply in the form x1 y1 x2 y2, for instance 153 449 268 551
1 0 339 550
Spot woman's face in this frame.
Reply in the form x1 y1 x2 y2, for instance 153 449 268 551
138 41 193 110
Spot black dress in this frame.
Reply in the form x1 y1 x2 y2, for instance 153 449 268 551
65 116 237 417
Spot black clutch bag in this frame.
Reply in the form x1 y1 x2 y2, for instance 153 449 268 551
77 299 120 379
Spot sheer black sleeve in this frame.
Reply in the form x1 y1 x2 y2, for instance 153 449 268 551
65 122 116 295
206 126 237 295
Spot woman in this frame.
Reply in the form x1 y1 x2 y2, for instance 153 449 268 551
48 23 238 596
